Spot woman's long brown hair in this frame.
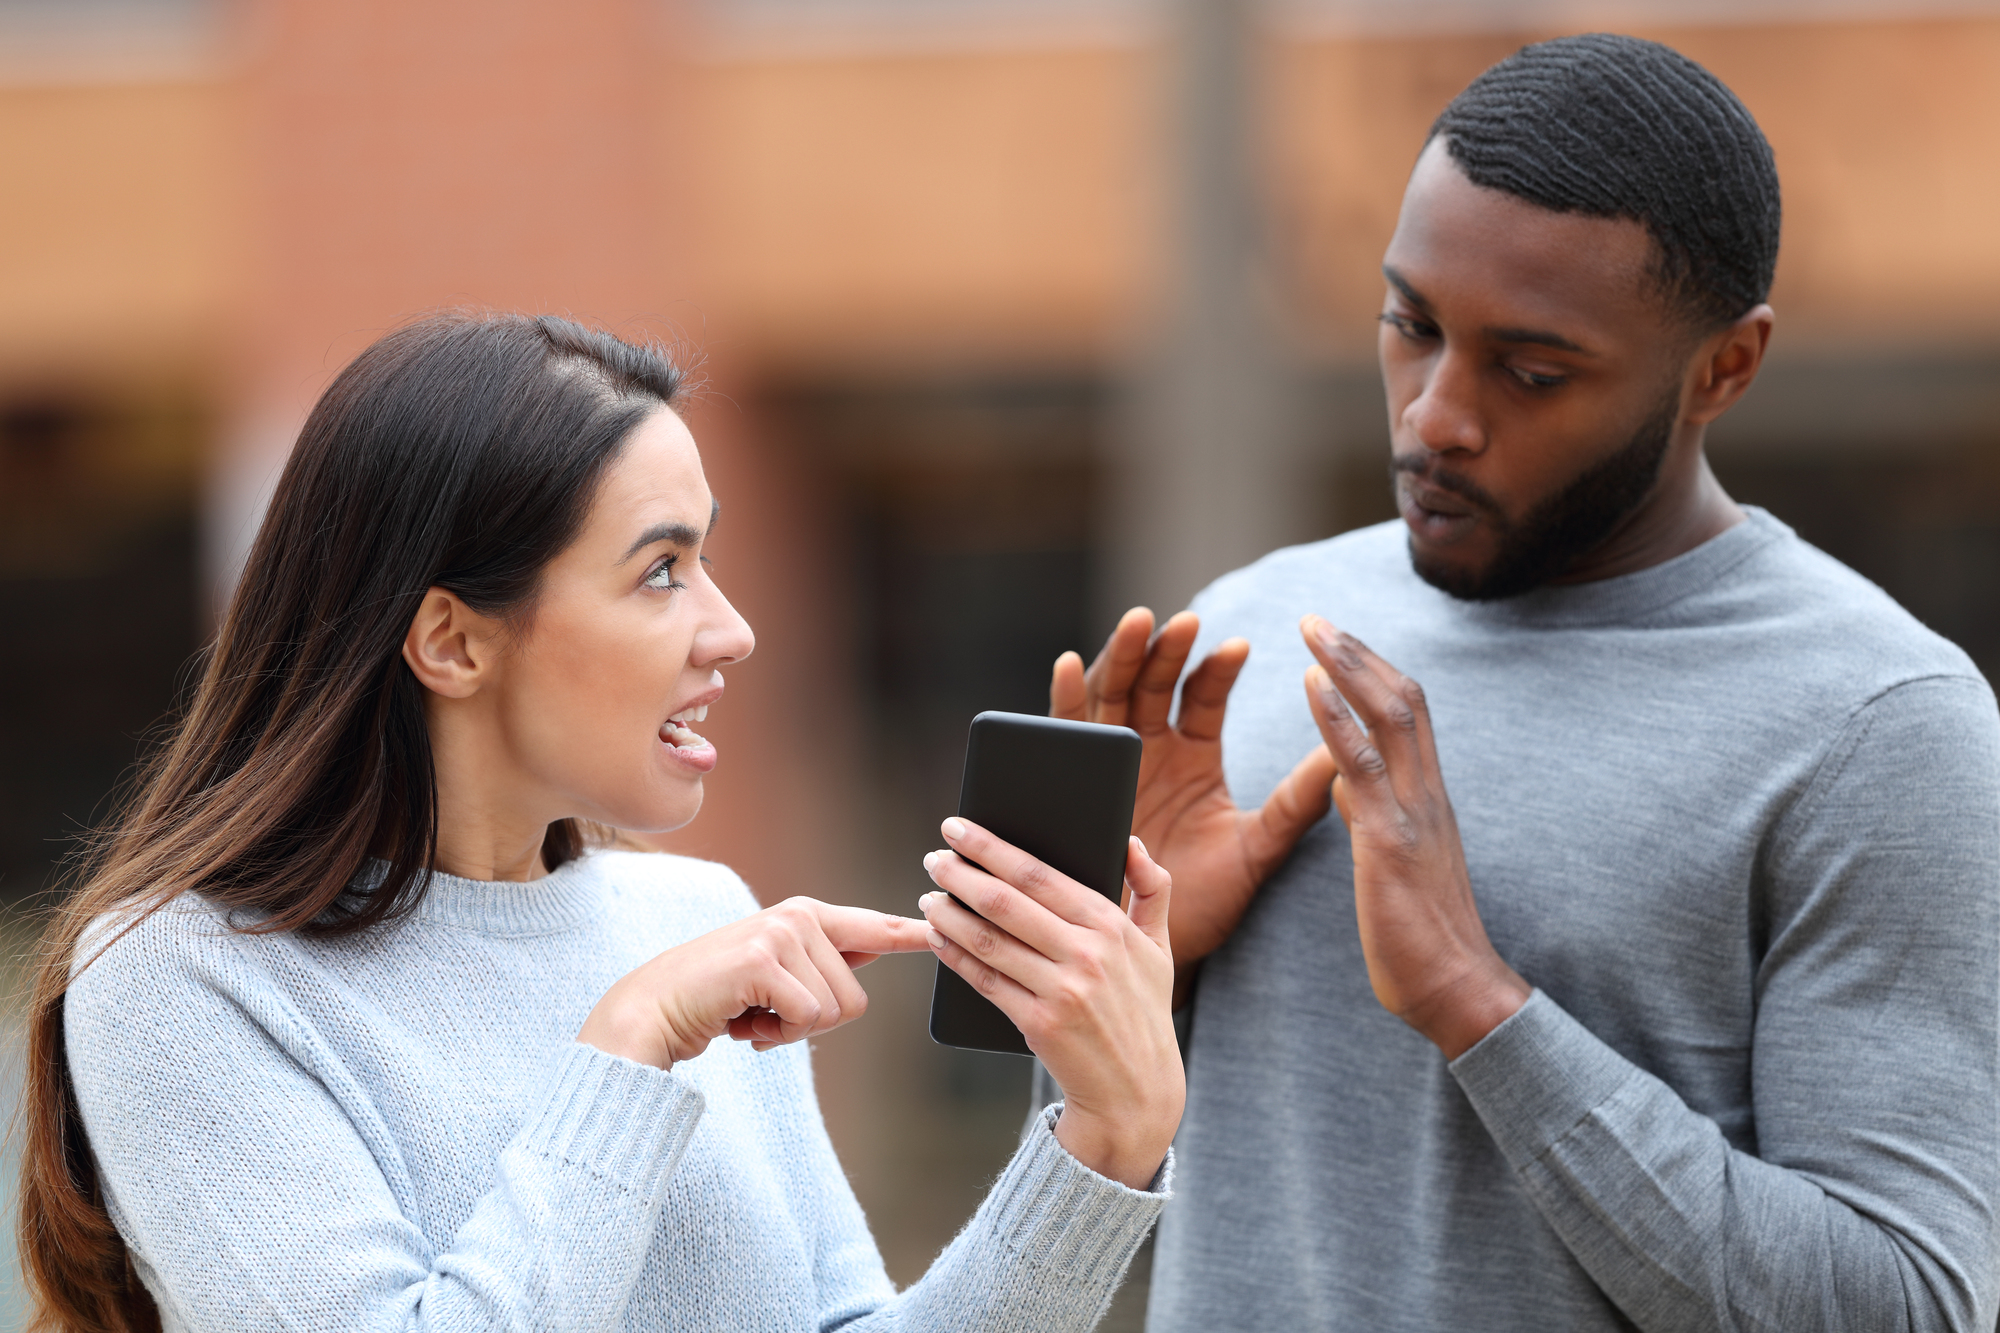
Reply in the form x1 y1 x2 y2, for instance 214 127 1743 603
14 313 684 1331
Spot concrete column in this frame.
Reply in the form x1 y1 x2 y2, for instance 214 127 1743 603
1100 0 1314 630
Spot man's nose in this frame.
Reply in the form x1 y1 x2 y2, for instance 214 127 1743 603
1400 349 1486 456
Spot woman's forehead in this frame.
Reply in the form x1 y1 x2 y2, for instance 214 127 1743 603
584 410 713 555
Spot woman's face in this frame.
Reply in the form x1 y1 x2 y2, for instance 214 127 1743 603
487 407 753 834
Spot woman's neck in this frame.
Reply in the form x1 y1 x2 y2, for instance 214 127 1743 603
426 700 553 883
431 827 549 883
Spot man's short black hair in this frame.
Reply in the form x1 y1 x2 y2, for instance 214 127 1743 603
1431 33 1781 330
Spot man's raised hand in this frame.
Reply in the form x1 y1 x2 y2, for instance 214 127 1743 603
1051 607 1336 982
1299 614 1529 1058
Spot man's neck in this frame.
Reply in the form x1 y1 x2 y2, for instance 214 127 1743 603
1548 446 1743 587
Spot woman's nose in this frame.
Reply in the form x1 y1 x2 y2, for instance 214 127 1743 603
692 587 755 668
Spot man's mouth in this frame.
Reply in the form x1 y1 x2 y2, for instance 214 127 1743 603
1398 473 1484 544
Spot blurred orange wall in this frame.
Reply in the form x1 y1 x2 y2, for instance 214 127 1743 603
1270 17 2000 358
0 79 234 380
6 15 1997 382
2 9 1997 896
239 0 671 422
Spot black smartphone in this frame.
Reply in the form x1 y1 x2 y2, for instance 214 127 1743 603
927 711 1143 1056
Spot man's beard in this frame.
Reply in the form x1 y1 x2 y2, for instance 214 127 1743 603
1397 387 1680 602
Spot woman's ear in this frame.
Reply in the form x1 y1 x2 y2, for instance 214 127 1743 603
401 588 500 699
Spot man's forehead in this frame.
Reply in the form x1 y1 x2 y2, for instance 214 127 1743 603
1387 139 1659 330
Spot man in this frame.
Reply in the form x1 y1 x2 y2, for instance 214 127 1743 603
1044 33 1999 1331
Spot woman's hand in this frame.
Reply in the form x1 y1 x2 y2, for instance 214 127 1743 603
920 819 1184 1190
578 899 935 1069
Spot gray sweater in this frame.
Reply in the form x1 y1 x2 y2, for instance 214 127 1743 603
66 852 1167 1331
1150 509 2000 1332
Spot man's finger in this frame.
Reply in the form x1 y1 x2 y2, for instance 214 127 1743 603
1303 665 1398 820
1082 607 1155 726
1176 637 1250 742
1301 616 1432 785
1128 611 1201 736
1050 650 1087 721
1243 743 1338 876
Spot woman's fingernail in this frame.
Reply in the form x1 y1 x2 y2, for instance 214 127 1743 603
941 817 967 841
926 928 949 950
922 851 938 875
1315 619 1342 651
1132 836 1149 858
918 892 934 913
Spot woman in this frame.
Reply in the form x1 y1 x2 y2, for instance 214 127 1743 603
18 314 1184 1332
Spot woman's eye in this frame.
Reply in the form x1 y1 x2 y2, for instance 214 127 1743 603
643 557 685 591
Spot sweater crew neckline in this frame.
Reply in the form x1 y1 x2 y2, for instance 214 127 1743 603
1450 506 1787 630
358 854 608 935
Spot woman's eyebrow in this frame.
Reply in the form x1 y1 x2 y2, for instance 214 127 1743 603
618 498 720 564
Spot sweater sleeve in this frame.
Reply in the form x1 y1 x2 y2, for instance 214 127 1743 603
813 1104 1169 1333
65 921 704 1333
1449 676 2000 1333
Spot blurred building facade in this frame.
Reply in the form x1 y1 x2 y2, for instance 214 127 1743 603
4 0 1999 1322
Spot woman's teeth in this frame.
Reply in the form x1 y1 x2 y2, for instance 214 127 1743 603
663 705 710 749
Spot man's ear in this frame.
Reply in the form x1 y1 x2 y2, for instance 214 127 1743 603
1685 303 1774 427
401 588 500 699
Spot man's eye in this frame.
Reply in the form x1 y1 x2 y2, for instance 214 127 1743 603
1507 365 1568 390
644 557 685 591
1378 312 1436 342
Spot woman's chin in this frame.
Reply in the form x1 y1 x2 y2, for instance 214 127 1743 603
608 788 704 839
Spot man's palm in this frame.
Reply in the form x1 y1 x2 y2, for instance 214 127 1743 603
1051 609 1336 973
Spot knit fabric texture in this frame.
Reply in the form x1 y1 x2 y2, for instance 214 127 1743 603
1149 508 2000 1332
65 851 1168 1331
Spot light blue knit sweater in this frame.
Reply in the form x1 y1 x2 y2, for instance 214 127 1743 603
64 850 1168 1331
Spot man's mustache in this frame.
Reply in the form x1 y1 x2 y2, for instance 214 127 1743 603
1390 454 1506 521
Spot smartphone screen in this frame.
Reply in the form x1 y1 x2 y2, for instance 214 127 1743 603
927 711 1142 1056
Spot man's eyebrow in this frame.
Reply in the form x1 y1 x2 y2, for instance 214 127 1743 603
1385 264 1595 356
1382 265 1431 314
1482 325 1593 356
618 497 720 565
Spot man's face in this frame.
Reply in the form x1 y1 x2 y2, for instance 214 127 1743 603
1379 138 1691 600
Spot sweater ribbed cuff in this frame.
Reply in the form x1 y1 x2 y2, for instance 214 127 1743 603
974 1103 1171 1291
1448 989 1638 1171
515 1042 705 1208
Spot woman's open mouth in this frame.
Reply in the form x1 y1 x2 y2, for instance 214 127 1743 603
660 704 718 772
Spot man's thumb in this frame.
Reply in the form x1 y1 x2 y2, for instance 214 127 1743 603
1250 745 1337 872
